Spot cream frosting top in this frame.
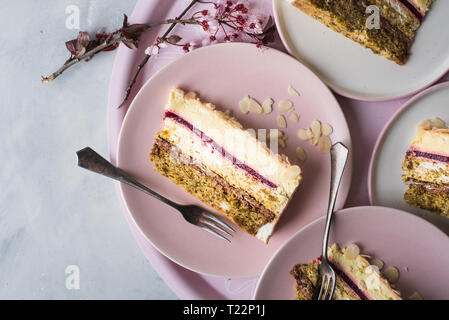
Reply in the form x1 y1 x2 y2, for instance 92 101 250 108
410 0 434 13
164 89 302 194
329 244 402 300
411 119 449 155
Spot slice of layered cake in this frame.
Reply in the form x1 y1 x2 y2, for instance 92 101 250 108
290 244 402 300
402 118 449 218
289 0 435 65
150 89 302 243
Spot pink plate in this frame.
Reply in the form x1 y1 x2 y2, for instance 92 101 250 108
117 42 352 278
254 206 449 300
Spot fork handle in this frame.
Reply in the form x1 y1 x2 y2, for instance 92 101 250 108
322 142 349 260
76 147 181 209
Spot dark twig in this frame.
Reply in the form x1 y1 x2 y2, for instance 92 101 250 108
117 0 200 108
42 18 197 83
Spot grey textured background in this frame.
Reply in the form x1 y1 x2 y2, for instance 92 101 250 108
0 0 177 299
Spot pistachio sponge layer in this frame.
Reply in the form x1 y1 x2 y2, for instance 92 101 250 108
290 0 435 65
150 137 278 239
290 261 360 300
404 183 449 218
290 244 402 300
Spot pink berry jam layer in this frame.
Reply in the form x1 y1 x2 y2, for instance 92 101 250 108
407 149 449 164
164 110 278 189
396 0 424 22
329 261 370 300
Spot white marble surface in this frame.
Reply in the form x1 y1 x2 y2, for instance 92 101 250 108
0 0 178 299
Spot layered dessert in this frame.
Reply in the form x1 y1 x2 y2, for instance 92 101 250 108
150 89 302 243
402 118 449 217
290 244 402 300
289 0 435 65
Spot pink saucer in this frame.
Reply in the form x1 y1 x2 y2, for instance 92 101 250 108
255 206 449 300
116 42 352 278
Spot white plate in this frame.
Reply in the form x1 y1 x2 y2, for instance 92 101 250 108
369 82 449 234
273 0 449 101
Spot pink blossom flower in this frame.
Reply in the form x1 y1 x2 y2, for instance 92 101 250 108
207 19 220 34
246 13 266 34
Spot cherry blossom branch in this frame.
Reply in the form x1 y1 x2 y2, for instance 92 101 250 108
117 1 276 108
42 0 276 110
41 17 198 83
118 0 201 108
42 32 122 83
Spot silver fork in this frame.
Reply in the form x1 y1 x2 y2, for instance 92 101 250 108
76 147 235 242
316 142 349 300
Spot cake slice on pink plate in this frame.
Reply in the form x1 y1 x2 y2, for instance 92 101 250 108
150 89 302 243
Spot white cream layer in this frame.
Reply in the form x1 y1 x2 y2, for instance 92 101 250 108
410 159 449 184
329 245 401 300
166 89 301 197
163 119 289 215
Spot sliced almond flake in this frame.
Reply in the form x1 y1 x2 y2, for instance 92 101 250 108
297 128 313 141
296 146 307 162
280 131 288 141
311 120 321 136
321 123 333 136
278 139 286 148
360 254 371 259
418 119 432 130
407 292 423 300
283 165 301 180
262 98 274 114
382 266 400 284
403 266 409 272
311 120 321 145
277 115 287 128
344 243 360 260
239 105 249 114
371 258 384 270
430 117 447 129
229 117 243 129
288 84 300 97
318 136 332 153
223 109 232 116
185 91 197 100
247 97 263 114
277 100 293 112
367 265 380 275
359 280 367 291
289 113 300 122
239 96 250 114
205 103 215 110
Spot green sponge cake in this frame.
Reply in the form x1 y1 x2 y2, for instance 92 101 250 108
289 0 435 64
402 118 449 218
290 244 402 300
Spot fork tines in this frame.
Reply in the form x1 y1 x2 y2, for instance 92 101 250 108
316 274 336 300
198 212 235 242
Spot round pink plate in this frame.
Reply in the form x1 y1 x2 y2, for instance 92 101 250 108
116 42 352 278
254 206 449 300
